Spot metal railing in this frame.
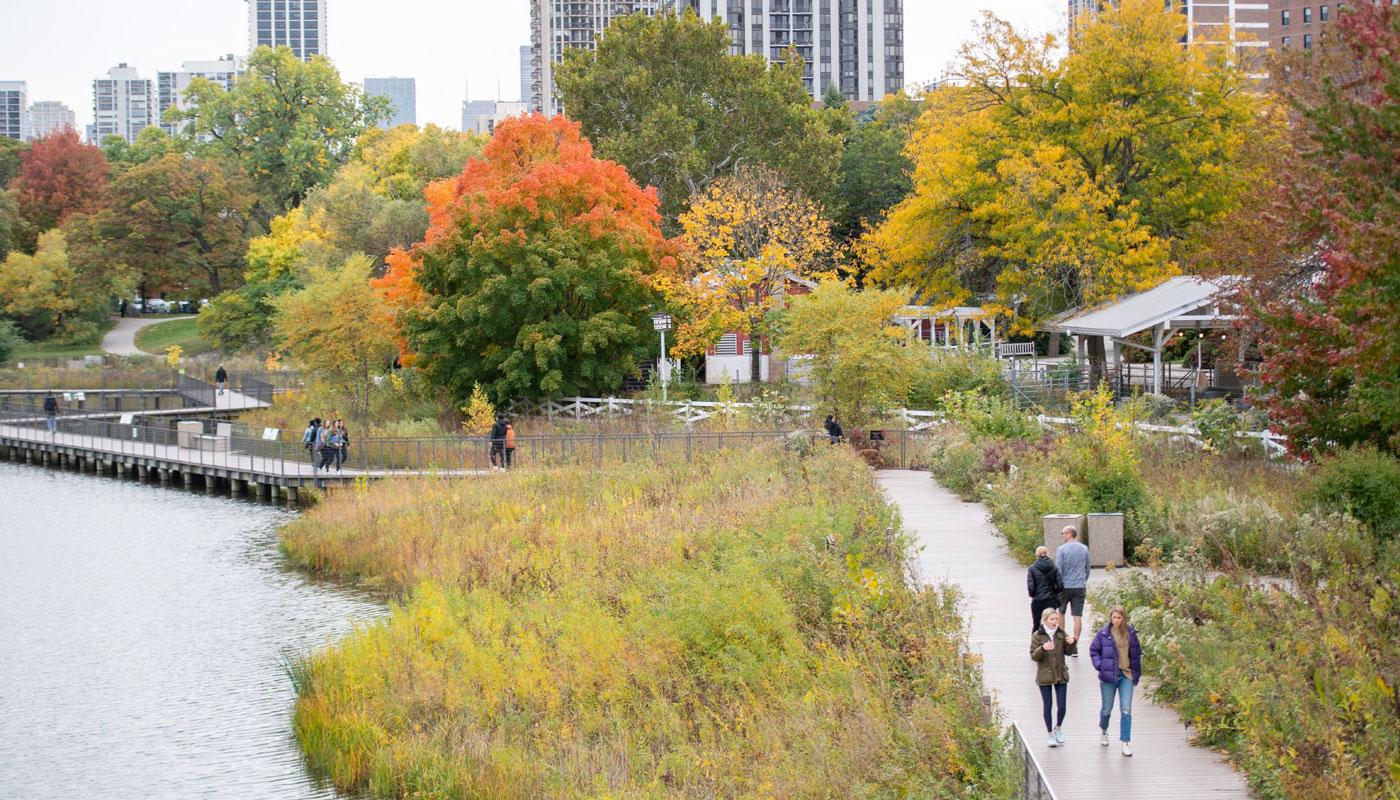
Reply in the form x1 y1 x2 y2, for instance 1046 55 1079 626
1011 721 1060 800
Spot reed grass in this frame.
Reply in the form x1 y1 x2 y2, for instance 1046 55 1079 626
283 446 1014 798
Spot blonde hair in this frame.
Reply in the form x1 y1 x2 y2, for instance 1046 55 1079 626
1109 605 1129 627
1040 607 1059 624
1035 545 1049 558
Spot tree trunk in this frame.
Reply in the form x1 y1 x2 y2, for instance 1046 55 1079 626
1048 332 1061 358
1087 335 1108 387
749 320 762 386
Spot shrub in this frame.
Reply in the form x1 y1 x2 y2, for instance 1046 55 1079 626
941 389 1036 441
1306 446 1400 542
1190 399 1245 454
283 448 1016 798
0 319 24 362
905 352 1008 409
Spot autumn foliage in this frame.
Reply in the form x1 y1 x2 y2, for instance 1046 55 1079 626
11 130 109 248
378 114 678 402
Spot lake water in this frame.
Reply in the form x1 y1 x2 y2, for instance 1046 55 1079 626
0 461 383 799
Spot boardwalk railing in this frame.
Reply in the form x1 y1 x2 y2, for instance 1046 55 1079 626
1011 721 1060 800
513 396 947 431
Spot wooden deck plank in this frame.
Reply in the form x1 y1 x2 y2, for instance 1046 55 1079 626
878 470 1251 800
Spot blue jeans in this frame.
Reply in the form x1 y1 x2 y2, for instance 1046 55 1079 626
45 416 56 433
1099 671 1134 741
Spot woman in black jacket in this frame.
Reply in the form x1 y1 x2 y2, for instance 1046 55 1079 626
1027 545 1063 633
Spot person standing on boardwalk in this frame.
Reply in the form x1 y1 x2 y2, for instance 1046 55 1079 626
1091 605 1142 757
335 420 349 472
301 418 320 460
43 391 58 434
214 364 228 396
1031 607 1077 748
503 418 516 470
1055 525 1090 650
1026 545 1062 633
488 415 507 470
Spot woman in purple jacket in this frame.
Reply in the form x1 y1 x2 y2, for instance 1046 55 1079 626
1089 605 1142 757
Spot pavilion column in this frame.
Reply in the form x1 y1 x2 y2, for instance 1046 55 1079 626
1152 325 1165 396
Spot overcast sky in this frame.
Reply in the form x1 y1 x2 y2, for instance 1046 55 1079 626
2 0 1065 134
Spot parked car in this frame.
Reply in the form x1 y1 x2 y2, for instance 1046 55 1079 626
145 299 171 314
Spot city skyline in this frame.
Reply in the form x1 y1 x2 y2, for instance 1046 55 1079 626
0 0 1063 135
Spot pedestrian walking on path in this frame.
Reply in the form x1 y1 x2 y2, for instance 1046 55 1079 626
1032 607 1077 748
43 391 58 434
1056 525 1091 649
488 415 507 470
1027 545 1062 633
214 365 228 396
503 418 516 469
1091 605 1142 757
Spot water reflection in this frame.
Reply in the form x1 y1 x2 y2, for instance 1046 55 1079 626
0 461 383 800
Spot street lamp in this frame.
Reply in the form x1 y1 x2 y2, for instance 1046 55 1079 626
651 312 673 403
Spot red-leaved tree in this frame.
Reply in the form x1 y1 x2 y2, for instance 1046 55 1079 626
377 113 678 402
1239 4 1400 457
11 130 109 251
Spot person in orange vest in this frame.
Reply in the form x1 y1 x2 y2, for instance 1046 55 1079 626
504 418 516 470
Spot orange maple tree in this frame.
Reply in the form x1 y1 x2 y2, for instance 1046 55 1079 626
377 114 679 401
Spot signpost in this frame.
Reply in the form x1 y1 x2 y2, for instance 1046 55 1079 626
651 312 673 403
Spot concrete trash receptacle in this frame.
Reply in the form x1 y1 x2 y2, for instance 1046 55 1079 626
176 420 203 449
1043 513 1086 560
1087 513 1125 567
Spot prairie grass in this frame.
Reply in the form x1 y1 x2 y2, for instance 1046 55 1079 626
283 447 1014 798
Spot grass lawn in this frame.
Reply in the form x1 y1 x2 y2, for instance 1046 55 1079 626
9 340 109 360
134 317 215 357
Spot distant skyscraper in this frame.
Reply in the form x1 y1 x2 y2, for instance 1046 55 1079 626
28 100 76 140
519 45 532 104
0 81 27 141
529 1 902 114
93 64 153 144
364 77 416 129
461 97 496 135
158 55 239 136
247 0 327 61
680 0 904 101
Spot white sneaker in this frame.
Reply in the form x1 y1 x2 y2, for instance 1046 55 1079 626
1053 727 1064 744
1100 732 1109 746
1122 742 1133 757
1046 734 1058 748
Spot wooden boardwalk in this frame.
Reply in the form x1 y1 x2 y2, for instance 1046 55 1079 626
878 470 1251 800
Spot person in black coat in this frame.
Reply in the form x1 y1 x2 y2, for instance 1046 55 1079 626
488 415 507 469
1027 545 1063 633
824 414 844 444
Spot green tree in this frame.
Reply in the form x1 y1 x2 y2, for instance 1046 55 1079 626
554 9 843 227
379 114 677 403
835 92 921 253
272 255 398 419
867 0 1262 332
0 318 23 362
100 127 176 172
181 46 390 216
0 138 27 189
86 153 255 296
777 282 919 427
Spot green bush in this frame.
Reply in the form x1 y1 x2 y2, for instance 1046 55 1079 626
0 319 24 362
1190 399 1244 454
941 389 1036 441
926 433 984 501
1307 446 1400 542
906 352 1008 409
984 458 1088 562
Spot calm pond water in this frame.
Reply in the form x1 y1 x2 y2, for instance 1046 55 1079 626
0 461 384 799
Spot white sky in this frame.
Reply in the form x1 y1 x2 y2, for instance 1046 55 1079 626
1 1 1065 133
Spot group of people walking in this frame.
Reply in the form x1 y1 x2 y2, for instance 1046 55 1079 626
301 417 350 472
488 415 515 470
1028 525 1142 757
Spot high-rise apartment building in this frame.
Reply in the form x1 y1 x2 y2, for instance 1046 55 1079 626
93 64 154 144
681 0 904 101
28 100 76 140
462 100 529 136
1070 1 1270 72
247 0 327 61
365 77 417 129
158 56 239 136
0 82 27 141
529 1 903 113
520 45 533 104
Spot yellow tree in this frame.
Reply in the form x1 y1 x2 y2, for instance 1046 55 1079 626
865 0 1263 334
271 254 398 419
777 282 919 427
0 229 127 344
668 166 839 382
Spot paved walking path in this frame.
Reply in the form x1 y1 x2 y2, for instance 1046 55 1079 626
878 470 1250 800
100 315 175 356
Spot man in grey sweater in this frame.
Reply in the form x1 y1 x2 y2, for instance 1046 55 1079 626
1055 525 1091 650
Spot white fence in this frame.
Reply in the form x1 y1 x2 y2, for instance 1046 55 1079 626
511 396 946 430
513 397 1290 458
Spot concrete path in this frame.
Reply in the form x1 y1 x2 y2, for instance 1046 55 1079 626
878 470 1250 800
100 315 175 356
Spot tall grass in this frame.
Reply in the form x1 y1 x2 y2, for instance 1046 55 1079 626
283 447 1014 798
